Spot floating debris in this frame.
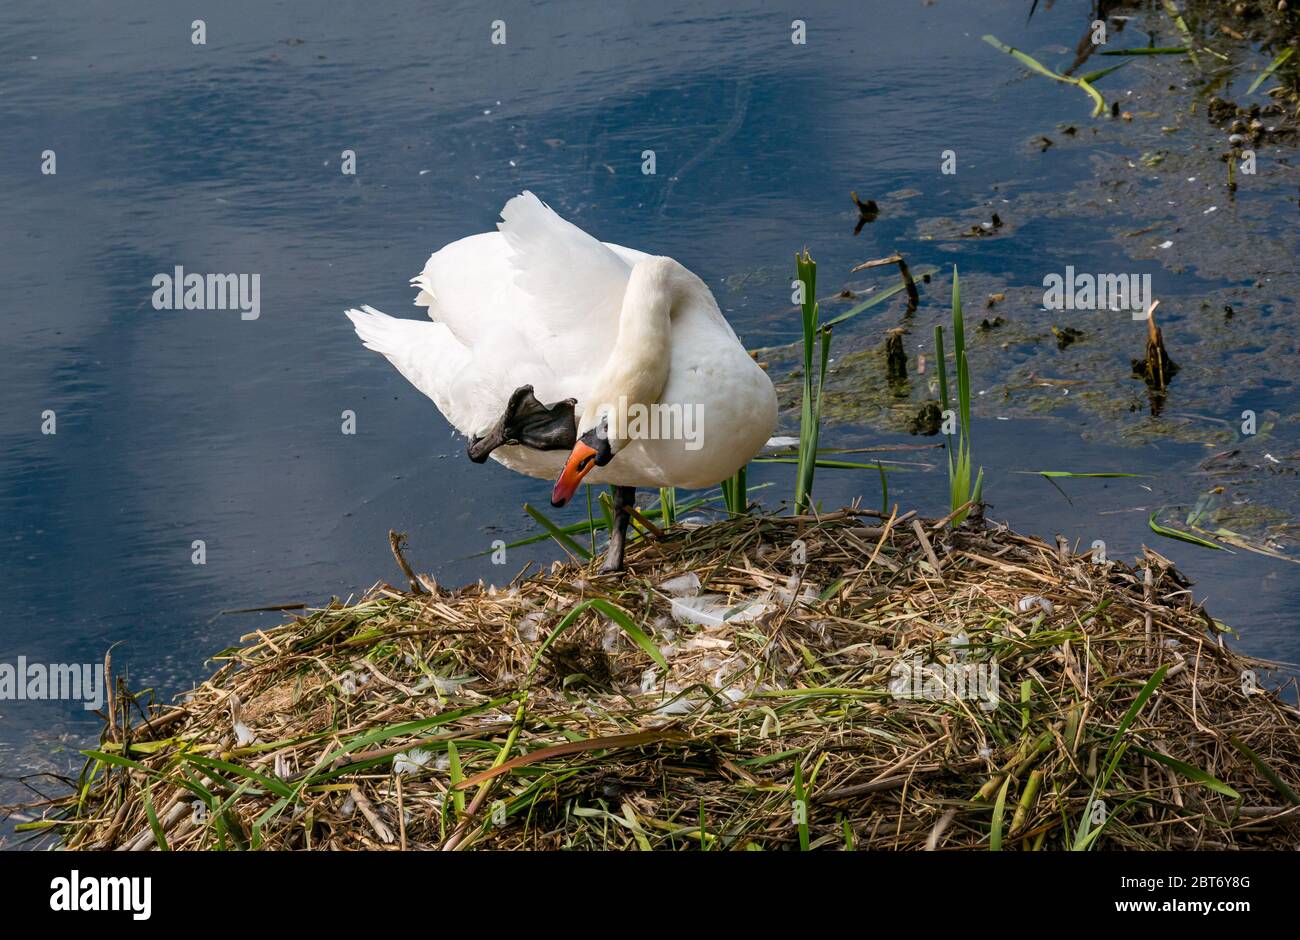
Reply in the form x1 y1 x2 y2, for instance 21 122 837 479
1131 300 1180 390
1052 325 1085 350
983 34 1109 118
851 253 920 313
850 190 879 234
909 401 943 436
884 331 908 382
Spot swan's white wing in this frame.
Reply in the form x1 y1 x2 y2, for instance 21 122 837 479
606 243 653 268
495 192 635 374
414 192 634 380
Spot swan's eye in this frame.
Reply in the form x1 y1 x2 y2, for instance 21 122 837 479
578 423 615 466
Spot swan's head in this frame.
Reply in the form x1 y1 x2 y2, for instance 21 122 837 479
550 413 615 508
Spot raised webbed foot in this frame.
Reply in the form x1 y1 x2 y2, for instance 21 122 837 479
467 385 577 463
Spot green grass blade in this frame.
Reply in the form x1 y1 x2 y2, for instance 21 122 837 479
142 785 170 851
934 324 950 418
1078 61 1129 83
1248 47 1294 94
318 698 511 768
1110 666 1168 760
957 350 970 440
822 265 939 328
488 490 726 553
657 487 677 528
1134 747 1241 799
584 485 598 552
755 457 913 472
447 740 466 814
951 267 964 362
793 759 810 851
990 775 1012 851
1075 76 1106 117
1148 512 1227 551
1098 46 1188 56
1072 665 1168 850
534 598 668 673
984 34 1111 116
1020 470 1144 478
983 34 1065 82
524 503 593 560
953 270 971 435
794 250 822 514
1160 0 1200 69
1229 735 1300 805
722 464 748 516
180 753 295 799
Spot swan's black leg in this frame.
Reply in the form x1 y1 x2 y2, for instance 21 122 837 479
467 385 577 463
601 486 636 573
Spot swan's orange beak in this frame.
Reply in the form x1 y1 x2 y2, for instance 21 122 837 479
551 441 599 508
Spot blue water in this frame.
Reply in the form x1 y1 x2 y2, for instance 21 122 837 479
1 0 1297 821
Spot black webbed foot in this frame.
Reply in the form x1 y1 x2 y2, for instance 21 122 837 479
467 385 577 463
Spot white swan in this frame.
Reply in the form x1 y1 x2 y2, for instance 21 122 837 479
345 191 777 570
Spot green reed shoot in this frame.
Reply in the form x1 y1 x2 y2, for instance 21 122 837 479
934 267 983 524
794 249 830 514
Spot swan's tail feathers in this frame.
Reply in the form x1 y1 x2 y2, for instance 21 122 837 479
344 305 472 428
346 304 399 355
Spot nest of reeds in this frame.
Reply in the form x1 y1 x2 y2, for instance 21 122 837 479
30 509 1300 850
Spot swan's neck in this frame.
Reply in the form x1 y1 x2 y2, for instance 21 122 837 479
581 257 687 441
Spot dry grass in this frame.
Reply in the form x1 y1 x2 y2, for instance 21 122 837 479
22 508 1300 850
